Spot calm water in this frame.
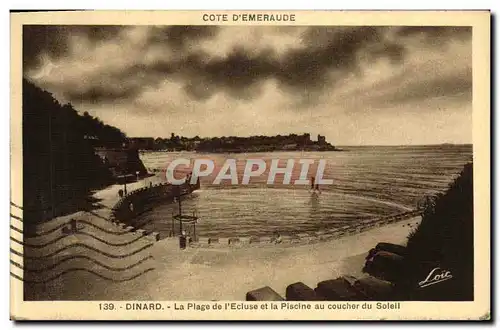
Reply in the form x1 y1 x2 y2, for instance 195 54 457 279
135 145 472 237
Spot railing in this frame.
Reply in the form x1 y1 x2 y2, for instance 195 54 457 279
110 180 200 227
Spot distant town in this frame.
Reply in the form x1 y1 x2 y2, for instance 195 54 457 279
127 133 340 153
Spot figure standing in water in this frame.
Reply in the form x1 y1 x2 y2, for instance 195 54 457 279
311 176 321 194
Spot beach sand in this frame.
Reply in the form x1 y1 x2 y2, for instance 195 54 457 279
139 216 420 301
22 182 420 301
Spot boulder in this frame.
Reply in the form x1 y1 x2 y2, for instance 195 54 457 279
315 277 366 301
286 282 323 301
353 276 394 300
365 242 407 261
365 251 404 282
246 286 284 301
375 242 407 256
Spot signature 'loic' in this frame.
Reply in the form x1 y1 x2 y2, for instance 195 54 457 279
418 267 453 288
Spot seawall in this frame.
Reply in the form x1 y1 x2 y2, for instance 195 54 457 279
191 210 422 248
110 179 421 247
108 177 421 247
109 180 200 231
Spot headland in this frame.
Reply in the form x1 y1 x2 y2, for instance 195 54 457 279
129 133 340 153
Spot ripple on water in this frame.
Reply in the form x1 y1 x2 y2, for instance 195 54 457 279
135 188 409 238
137 147 471 238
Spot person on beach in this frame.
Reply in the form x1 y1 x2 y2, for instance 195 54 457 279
180 230 187 250
272 231 282 244
311 176 321 193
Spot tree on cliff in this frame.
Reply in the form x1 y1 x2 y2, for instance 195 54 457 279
397 162 474 300
22 79 125 227
80 111 126 147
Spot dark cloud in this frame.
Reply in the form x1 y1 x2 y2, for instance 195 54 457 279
277 28 384 89
23 26 69 70
26 26 471 106
23 25 124 70
397 26 471 37
374 69 472 107
369 42 407 64
396 26 472 46
184 46 278 99
112 27 407 103
73 26 124 42
180 27 406 102
147 26 220 49
23 25 220 72
64 83 142 104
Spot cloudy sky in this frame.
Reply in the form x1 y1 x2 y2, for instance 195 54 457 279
23 25 472 145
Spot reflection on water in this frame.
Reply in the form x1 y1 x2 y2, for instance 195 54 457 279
136 145 472 237
137 188 402 237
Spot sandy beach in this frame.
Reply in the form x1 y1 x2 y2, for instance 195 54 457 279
21 176 420 301
139 216 420 301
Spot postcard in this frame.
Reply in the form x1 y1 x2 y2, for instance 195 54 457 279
10 10 490 320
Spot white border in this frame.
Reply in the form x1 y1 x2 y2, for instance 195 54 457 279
3 1 497 329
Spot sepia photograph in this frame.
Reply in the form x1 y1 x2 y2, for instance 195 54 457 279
9 10 490 320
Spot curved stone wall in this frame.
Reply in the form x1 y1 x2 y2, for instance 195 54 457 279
109 182 421 248
109 181 199 232
190 209 422 248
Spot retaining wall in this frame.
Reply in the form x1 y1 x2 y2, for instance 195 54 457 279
109 181 199 235
190 209 422 248
109 181 421 248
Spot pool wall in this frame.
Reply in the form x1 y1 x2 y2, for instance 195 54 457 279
109 181 200 232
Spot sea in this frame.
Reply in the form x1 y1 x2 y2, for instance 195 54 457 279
135 145 472 237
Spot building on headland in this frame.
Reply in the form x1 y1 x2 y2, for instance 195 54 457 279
301 133 311 144
95 147 148 182
127 132 338 153
128 137 156 150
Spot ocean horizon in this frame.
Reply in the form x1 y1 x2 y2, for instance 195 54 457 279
134 145 472 238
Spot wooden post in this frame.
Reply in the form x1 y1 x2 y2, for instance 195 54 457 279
171 210 175 237
193 220 196 241
192 211 197 241
178 188 183 234
71 218 77 233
